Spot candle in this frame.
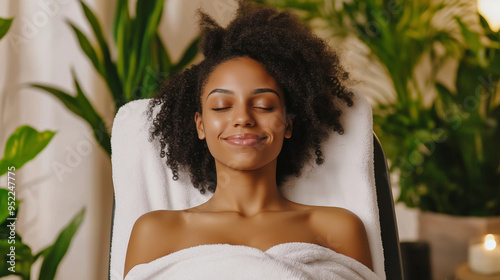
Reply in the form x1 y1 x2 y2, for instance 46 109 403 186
468 234 500 275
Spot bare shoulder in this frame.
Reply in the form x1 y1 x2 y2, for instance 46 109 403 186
123 210 184 278
309 206 365 232
309 206 373 270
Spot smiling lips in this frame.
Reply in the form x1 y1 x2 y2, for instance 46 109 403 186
223 133 266 146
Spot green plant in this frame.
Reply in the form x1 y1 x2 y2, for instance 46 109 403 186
29 0 200 155
0 126 85 280
2 16 85 279
400 16 500 216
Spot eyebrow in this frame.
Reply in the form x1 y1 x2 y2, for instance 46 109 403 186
206 88 280 101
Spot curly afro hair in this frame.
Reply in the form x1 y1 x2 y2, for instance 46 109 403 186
147 0 353 194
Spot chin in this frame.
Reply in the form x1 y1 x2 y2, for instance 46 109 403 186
225 162 264 171
219 156 276 171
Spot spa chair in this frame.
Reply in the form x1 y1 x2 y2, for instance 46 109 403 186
107 90 404 280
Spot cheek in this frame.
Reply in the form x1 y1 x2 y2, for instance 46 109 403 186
204 116 227 141
266 113 287 135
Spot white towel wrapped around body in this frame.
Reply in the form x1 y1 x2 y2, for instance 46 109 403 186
124 242 381 280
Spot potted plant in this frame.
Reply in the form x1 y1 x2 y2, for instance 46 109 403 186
408 15 500 280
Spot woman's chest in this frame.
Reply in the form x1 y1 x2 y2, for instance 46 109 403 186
174 210 322 251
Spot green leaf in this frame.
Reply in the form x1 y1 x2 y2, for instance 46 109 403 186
0 237 33 279
0 189 9 223
28 84 83 117
78 0 109 64
71 70 112 155
125 0 164 100
29 73 111 155
67 21 103 75
113 0 130 43
456 17 485 66
38 208 85 280
0 126 55 176
171 37 201 75
455 57 485 107
114 0 132 85
78 0 124 108
0 17 14 41
33 245 52 263
0 188 20 225
154 34 172 72
479 14 494 35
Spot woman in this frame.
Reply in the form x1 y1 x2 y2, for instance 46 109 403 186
124 1 376 279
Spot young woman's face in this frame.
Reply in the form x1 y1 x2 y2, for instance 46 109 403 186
195 56 293 172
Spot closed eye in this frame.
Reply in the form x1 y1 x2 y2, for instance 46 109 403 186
212 107 274 111
256 107 274 111
212 107 230 111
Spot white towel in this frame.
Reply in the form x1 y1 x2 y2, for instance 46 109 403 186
109 89 385 280
124 242 381 280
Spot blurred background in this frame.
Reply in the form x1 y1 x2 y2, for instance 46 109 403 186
1 0 499 279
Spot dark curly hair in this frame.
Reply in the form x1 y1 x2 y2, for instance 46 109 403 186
147 0 353 194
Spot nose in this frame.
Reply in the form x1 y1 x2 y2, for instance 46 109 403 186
232 106 255 127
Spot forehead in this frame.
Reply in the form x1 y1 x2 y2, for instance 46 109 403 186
202 57 283 98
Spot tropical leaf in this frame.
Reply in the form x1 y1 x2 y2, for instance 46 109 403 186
0 126 55 176
0 188 19 224
456 17 485 66
153 34 172 72
29 84 83 115
113 0 132 84
33 245 52 263
0 237 33 279
38 208 85 280
0 17 13 41
29 72 111 155
78 0 124 107
125 0 164 100
67 21 102 75
170 37 201 75
71 70 111 155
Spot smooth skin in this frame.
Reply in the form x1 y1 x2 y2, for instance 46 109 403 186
123 56 373 278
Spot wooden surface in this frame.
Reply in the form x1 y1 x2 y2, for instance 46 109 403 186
456 263 500 280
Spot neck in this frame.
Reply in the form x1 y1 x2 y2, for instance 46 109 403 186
206 159 288 217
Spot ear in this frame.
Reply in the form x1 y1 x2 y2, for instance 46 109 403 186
194 112 206 140
284 118 292 139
